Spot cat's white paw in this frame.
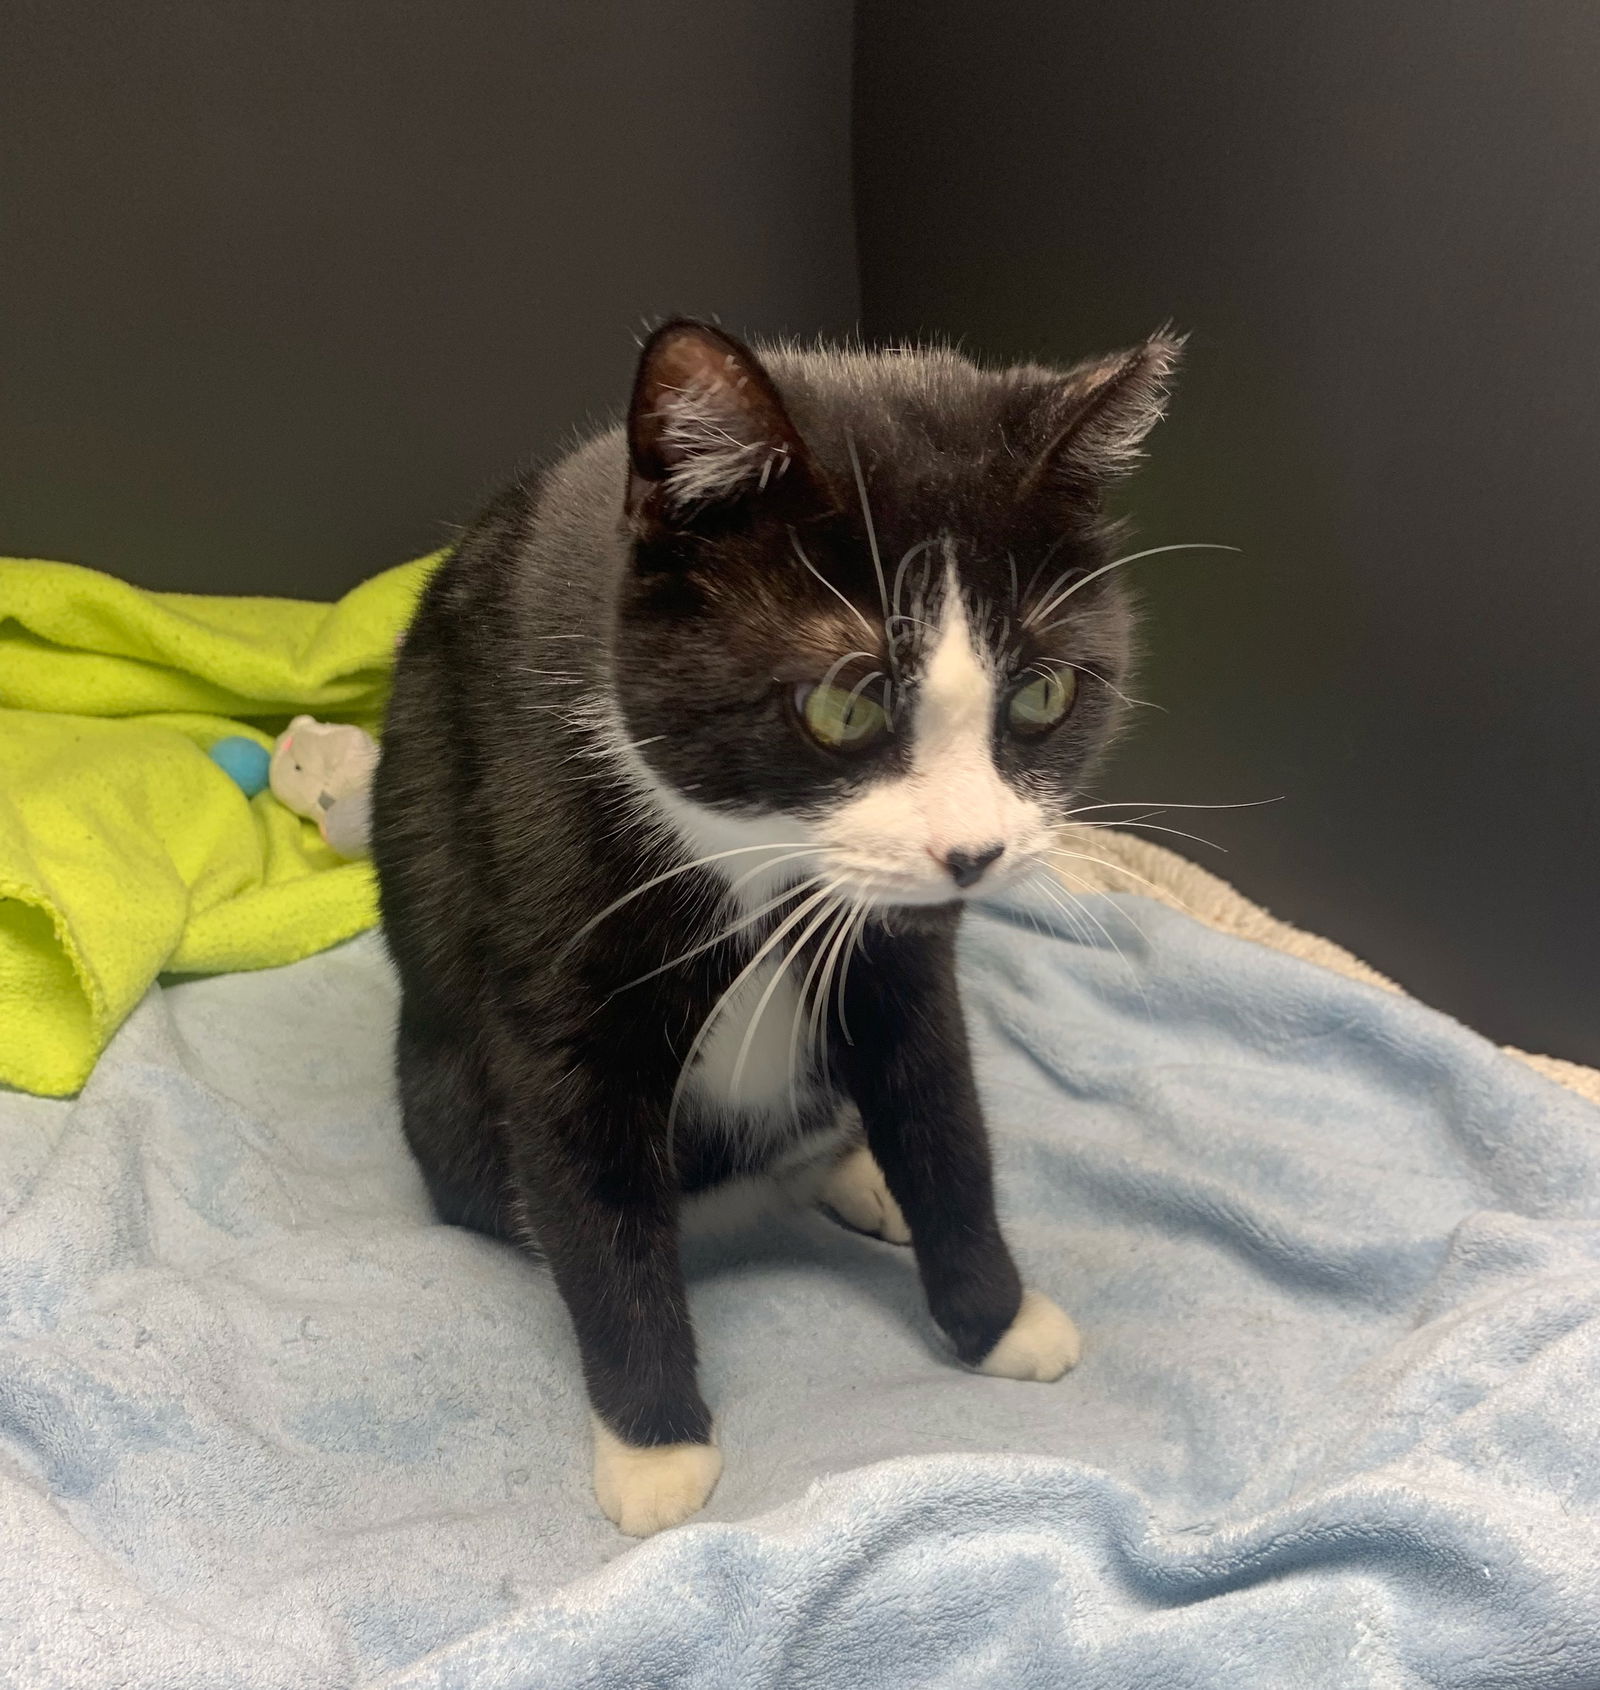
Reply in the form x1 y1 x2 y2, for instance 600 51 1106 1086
819 1144 912 1244
591 1419 722 1537
976 1290 1082 1382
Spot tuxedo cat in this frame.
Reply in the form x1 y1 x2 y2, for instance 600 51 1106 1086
370 319 1178 1534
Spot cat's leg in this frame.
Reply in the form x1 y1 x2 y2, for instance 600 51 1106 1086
837 921 1080 1381
396 995 509 1237
505 1086 720 1537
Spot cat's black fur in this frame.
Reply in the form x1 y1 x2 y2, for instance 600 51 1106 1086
371 321 1175 1489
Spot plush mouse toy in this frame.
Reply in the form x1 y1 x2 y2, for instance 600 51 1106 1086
269 715 379 858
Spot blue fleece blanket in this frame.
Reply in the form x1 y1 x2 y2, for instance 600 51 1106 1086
3 890 1599 1688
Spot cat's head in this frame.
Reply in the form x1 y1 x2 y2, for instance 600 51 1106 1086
609 319 1179 911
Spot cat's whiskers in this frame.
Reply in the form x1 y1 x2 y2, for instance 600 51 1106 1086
1024 870 1096 947
721 849 827 905
885 612 935 635
812 890 865 1060
787 896 856 1111
1113 820 1225 851
1060 812 1228 853
815 649 881 697
1048 662 1165 715
886 534 938 685
842 668 888 715
522 705 590 724
1058 796 1283 819
1025 542 1240 630
666 881 845 1138
1021 531 1075 612
570 842 820 946
1040 845 1198 917
726 884 849 1103
844 432 891 631
833 896 873 1048
790 533 875 642
889 537 938 657
612 856 829 993
801 895 853 1076
1050 861 1157 955
556 727 671 765
1027 866 1152 1019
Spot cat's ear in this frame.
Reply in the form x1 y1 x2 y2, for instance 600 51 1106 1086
1026 331 1183 495
625 319 808 530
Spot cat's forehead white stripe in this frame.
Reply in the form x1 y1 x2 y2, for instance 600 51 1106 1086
909 579 996 770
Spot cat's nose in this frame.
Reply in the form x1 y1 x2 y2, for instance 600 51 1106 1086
943 844 1006 888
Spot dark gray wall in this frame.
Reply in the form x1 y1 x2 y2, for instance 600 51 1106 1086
9 0 1596 1062
857 0 1600 1063
3 1 857 597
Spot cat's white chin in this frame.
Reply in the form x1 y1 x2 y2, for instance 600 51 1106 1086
850 876 962 907
843 872 1019 910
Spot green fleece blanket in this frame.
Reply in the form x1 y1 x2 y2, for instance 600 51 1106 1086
0 555 438 1096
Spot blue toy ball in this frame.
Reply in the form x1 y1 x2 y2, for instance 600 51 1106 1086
209 735 272 798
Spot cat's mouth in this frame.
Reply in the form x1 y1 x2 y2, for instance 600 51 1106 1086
823 856 1022 908
848 872 959 906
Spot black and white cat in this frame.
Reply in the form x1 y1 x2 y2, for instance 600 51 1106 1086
370 319 1177 1535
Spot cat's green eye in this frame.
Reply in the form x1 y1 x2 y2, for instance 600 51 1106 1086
796 682 890 752
1006 667 1077 737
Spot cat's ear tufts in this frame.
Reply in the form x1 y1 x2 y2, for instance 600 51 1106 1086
625 319 808 530
1029 331 1184 494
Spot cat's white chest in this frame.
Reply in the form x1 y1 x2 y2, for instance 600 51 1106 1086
690 950 809 1120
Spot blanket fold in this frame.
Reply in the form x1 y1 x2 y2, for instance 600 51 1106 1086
0 556 437 1096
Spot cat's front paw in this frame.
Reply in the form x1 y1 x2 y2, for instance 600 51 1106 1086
818 1144 912 1244
975 1289 1082 1382
592 1419 722 1537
